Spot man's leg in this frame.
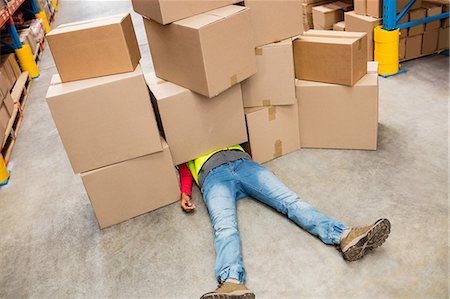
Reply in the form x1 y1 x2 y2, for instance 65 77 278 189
237 159 345 245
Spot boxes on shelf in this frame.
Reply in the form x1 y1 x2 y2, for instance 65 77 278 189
241 39 296 108
423 2 443 31
333 21 346 30
442 17 449 28
0 54 21 92
397 0 422 13
399 13 409 37
144 5 256 98
422 29 439 54
312 4 344 30
243 0 303 47
405 34 423 59
243 104 300 164
0 104 10 134
46 13 141 82
344 11 381 61
81 139 179 229
46 66 162 173
408 8 427 36
131 0 240 24
145 73 247 166
354 0 382 18
399 37 406 59
438 27 449 49
296 62 379 150
2 92 14 115
293 30 368 86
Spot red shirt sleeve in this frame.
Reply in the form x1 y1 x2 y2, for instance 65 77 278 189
179 163 193 196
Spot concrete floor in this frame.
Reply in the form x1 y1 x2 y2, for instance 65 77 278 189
0 1 449 298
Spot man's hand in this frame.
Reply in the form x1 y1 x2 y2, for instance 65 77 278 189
180 192 196 213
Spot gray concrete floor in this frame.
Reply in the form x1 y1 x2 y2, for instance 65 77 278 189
0 1 449 298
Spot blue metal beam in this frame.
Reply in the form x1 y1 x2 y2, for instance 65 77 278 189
6 22 22 49
397 12 450 28
396 0 417 24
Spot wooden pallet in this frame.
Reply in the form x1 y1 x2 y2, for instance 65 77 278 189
11 71 31 110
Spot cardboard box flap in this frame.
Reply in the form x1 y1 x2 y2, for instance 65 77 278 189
298 36 363 45
256 38 292 52
345 10 382 23
48 14 128 35
47 65 144 98
302 30 367 39
174 5 246 29
145 72 186 100
244 107 265 114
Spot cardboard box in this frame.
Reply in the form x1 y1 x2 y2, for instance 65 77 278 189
405 34 423 59
0 72 9 99
146 73 247 165
81 139 179 229
354 0 367 16
333 21 346 31
244 104 300 164
0 57 16 91
408 8 426 36
422 29 439 53
7 54 21 80
293 30 368 86
423 2 443 31
313 4 344 29
442 18 449 27
46 65 162 173
438 27 449 49
244 0 303 47
397 0 422 13
398 13 409 37
354 0 383 17
144 5 256 98
296 61 378 150
2 91 14 115
131 0 241 25
241 39 296 108
0 104 10 130
46 13 141 82
344 11 382 60
399 37 406 59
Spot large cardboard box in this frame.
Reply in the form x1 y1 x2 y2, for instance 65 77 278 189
0 104 10 130
405 34 423 59
244 104 300 164
81 139 179 229
333 21 346 31
243 0 303 47
2 91 14 115
0 72 9 99
344 11 382 61
399 37 406 60
408 8 427 36
144 5 256 98
354 0 382 18
146 73 247 165
422 29 439 53
46 66 162 173
293 30 368 86
313 4 344 30
0 57 15 91
296 61 378 150
46 14 141 82
131 0 241 24
438 27 449 49
423 2 443 31
241 39 296 108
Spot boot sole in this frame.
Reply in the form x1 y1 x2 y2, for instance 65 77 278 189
342 218 391 262
200 292 255 299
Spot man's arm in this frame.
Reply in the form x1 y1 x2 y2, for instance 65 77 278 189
179 163 196 212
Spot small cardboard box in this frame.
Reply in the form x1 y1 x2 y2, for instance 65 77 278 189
243 0 303 47
131 0 241 25
399 37 406 59
408 8 427 36
422 29 439 53
354 0 382 18
46 65 162 173
146 73 247 166
46 13 141 82
144 5 256 98
244 104 300 164
293 30 368 86
438 27 449 49
405 34 423 59
313 4 344 30
81 139 179 229
296 61 379 150
333 21 346 31
344 11 382 61
241 39 296 108
423 2 443 31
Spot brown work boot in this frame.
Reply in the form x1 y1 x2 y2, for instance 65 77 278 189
200 282 255 299
340 218 391 262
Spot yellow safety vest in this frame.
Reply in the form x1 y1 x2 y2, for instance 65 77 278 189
186 145 245 185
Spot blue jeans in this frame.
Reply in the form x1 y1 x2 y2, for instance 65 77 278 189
201 159 346 284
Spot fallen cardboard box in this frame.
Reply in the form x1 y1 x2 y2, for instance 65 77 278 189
244 103 300 164
146 73 247 165
241 39 296 108
296 61 378 150
293 30 368 86
46 13 141 82
81 139 179 229
46 65 162 173
144 5 256 98
131 0 241 24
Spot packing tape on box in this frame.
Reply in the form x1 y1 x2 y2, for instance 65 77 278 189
273 140 283 159
230 74 238 86
255 48 263 56
262 100 271 106
268 106 277 121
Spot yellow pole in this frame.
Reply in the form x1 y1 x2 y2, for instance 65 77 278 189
374 26 400 76
15 44 39 78
50 0 58 12
0 154 9 186
35 11 51 33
